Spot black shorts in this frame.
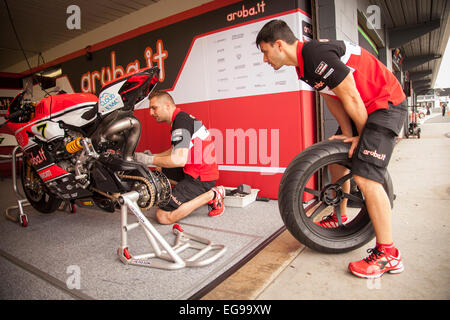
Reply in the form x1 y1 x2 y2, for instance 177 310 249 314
159 167 216 212
336 101 407 184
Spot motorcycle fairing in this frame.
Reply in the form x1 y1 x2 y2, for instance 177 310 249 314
27 142 92 201
37 164 69 183
8 92 98 150
37 163 92 200
98 66 159 116
13 120 64 151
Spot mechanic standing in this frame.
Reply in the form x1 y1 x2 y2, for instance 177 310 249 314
135 90 225 224
256 20 407 279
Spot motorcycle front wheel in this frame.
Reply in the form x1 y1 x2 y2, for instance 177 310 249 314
21 159 62 213
278 140 394 253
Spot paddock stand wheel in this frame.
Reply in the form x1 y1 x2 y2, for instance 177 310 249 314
123 248 131 260
173 224 183 233
278 140 394 254
69 202 77 214
57 201 77 214
20 214 28 228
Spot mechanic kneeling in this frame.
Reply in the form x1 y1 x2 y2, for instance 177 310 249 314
135 90 225 224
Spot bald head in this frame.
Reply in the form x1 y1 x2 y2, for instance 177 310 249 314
149 90 175 106
149 90 177 123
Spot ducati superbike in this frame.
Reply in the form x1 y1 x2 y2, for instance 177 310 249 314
3 66 171 225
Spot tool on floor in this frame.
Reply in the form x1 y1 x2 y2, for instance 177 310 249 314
117 191 227 270
225 184 251 196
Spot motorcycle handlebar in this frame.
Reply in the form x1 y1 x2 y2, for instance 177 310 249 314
5 103 34 121
5 108 27 120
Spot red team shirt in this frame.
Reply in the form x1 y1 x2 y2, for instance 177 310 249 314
170 108 219 182
295 39 406 114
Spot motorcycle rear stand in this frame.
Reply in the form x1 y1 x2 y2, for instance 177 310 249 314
5 146 30 227
117 191 227 270
5 146 75 227
5 146 226 269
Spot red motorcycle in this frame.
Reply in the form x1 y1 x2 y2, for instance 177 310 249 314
2 67 171 225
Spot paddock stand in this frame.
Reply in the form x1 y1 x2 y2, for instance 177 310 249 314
117 191 227 270
4 146 76 227
4 146 30 227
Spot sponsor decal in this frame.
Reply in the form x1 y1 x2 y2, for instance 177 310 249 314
226 0 266 22
99 92 120 110
171 194 182 206
314 81 325 89
29 147 48 166
132 259 152 266
171 128 185 142
323 67 334 79
362 149 386 161
315 61 328 75
39 169 52 180
38 164 69 182
80 40 168 93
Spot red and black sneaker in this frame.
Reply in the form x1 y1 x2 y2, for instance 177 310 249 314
348 246 404 279
208 186 225 217
315 213 348 228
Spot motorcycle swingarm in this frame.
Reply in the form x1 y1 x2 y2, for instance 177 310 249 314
93 155 155 194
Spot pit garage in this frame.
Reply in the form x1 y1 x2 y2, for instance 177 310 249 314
0 0 448 301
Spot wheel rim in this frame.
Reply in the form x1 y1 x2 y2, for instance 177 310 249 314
294 158 372 241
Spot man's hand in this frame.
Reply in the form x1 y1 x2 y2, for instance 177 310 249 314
329 135 360 158
135 152 154 165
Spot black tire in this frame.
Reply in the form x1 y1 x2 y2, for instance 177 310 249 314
278 140 394 253
21 159 62 213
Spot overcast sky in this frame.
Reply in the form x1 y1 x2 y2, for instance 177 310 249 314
434 40 450 89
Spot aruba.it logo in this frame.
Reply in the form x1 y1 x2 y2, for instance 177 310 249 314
226 0 266 22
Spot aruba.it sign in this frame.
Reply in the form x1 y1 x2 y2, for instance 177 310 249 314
226 0 266 22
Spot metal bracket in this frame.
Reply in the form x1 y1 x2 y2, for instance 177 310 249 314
117 191 227 270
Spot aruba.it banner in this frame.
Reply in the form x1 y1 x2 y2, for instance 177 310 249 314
60 0 311 94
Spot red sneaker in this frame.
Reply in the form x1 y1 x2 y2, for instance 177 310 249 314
348 246 404 279
208 186 225 217
315 213 348 228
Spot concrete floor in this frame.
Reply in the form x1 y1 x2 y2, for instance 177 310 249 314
0 157 284 300
204 113 450 300
1 113 448 301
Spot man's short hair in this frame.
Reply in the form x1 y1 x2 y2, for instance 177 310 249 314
149 90 175 105
255 19 298 48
